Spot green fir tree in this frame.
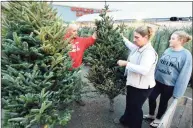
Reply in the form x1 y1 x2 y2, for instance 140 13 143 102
1 1 80 127
85 5 128 112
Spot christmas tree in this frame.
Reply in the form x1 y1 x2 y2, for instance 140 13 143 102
2 1 80 127
85 5 128 112
78 26 94 37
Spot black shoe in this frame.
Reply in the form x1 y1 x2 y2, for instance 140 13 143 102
75 100 86 106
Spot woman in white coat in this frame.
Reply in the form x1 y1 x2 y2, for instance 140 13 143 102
115 26 158 128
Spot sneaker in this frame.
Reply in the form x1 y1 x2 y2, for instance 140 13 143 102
150 118 161 127
75 99 86 106
143 114 156 120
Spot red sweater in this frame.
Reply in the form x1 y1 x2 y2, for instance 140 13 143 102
64 34 96 68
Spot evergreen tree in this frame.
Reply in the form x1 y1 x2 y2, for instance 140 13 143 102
1 1 80 127
85 5 127 112
78 26 94 37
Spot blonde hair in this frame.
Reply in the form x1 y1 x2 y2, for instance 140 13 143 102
173 31 192 44
135 26 153 40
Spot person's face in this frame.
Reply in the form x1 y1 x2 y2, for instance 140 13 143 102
169 34 182 47
133 32 148 47
69 26 78 38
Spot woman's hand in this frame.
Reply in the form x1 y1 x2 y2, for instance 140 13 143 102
117 60 128 67
92 31 97 39
120 33 124 38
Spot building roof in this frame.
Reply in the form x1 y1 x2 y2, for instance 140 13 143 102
76 11 192 22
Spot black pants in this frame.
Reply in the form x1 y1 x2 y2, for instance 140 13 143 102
120 86 153 128
148 81 174 119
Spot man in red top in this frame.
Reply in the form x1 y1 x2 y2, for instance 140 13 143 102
64 24 97 106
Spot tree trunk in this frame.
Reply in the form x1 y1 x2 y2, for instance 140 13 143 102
109 98 114 112
31 124 47 128
40 124 48 128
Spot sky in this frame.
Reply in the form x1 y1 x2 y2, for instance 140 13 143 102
52 1 192 17
1 1 191 18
